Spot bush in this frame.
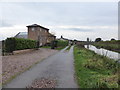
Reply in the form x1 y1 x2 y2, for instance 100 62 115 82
50 40 68 49
5 38 37 53
57 40 68 47
95 38 102 42
51 40 58 49
5 38 16 53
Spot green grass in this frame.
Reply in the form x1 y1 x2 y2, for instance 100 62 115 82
57 40 68 47
66 45 71 51
41 46 51 49
55 46 66 50
74 46 119 88
41 45 67 50
41 40 69 50
55 40 68 50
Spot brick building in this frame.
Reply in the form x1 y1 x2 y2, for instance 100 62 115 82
27 24 56 46
15 24 56 46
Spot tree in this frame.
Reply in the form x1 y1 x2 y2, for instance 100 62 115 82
87 38 89 42
111 38 115 41
95 38 102 42
61 35 63 39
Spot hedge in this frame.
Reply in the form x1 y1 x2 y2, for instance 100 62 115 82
5 38 37 53
57 40 68 47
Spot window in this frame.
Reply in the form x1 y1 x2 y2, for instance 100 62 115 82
32 27 35 31
40 28 41 31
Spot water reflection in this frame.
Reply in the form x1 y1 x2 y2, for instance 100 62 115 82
85 45 120 61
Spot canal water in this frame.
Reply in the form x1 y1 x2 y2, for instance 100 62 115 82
85 45 120 61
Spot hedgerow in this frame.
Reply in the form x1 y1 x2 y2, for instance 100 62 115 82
5 38 37 53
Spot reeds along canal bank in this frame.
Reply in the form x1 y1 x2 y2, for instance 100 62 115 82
74 45 119 88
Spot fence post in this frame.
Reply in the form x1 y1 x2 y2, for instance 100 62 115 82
0 41 2 89
2 40 5 56
36 41 39 50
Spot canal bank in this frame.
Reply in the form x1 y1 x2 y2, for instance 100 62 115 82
74 45 119 88
92 40 120 53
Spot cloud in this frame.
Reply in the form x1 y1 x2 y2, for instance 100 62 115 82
65 28 93 32
0 20 13 27
47 25 117 30
0 25 27 40
0 2 118 41
0 24 118 41
0 2 117 26
53 28 118 41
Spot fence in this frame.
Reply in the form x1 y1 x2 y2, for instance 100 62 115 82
2 40 5 56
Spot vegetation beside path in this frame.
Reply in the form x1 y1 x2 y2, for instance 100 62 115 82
42 40 69 50
74 45 119 88
66 45 71 51
56 40 69 50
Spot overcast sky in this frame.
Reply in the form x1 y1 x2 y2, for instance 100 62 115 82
0 1 118 41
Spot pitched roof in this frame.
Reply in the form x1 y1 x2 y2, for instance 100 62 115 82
15 32 27 39
18 32 27 35
26 24 49 31
48 33 56 37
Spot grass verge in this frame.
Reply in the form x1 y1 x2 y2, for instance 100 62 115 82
41 46 67 50
55 46 67 50
66 45 71 51
41 46 51 49
74 45 119 88
41 40 69 50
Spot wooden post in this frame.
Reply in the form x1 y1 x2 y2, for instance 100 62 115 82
2 40 5 56
35 41 39 50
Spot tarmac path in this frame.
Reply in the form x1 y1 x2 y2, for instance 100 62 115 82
4 46 78 88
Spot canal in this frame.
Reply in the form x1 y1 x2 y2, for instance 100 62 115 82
85 45 120 61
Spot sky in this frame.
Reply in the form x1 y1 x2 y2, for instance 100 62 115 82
0 1 118 41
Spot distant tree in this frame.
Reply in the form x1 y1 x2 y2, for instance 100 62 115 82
111 38 115 41
87 38 89 42
95 38 102 42
74 39 77 41
74 39 77 44
61 35 63 38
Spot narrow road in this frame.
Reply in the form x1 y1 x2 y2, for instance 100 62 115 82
4 46 78 88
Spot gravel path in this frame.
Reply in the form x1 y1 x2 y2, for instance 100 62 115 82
2 48 58 84
4 46 78 88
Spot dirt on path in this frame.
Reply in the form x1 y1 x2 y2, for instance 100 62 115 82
2 48 58 84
